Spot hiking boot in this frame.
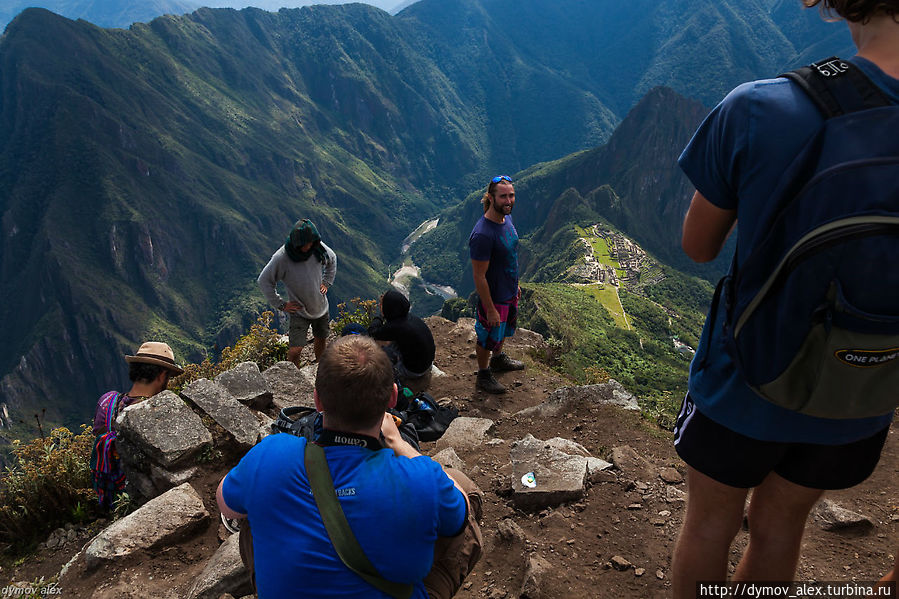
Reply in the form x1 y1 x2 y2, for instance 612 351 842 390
476 369 506 394
489 352 525 372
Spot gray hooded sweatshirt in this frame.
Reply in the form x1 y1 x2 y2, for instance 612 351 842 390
257 242 337 319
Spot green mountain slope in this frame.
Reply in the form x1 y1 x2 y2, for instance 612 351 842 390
0 5 472 425
410 86 730 297
0 0 854 432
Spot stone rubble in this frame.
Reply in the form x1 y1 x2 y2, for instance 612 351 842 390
61 350 688 598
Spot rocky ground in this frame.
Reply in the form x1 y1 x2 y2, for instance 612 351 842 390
6 316 899 598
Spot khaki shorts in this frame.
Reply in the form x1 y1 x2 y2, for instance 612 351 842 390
288 313 330 347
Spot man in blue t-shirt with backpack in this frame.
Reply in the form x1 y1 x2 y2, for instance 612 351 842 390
217 335 483 599
469 175 525 394
671 1 899 596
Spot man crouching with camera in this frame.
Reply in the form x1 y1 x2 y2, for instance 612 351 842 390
217 334 483 598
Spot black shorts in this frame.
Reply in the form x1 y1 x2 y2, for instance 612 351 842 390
673 394 889 490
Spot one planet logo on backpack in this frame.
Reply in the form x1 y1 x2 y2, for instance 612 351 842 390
834 348 899 368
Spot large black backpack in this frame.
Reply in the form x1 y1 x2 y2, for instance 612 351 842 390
713 57 899 419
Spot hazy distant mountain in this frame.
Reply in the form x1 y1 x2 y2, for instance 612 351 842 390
0 0 199 30
391 0 420 13
199 0 404 12
0 0 855 432
0 0 415 31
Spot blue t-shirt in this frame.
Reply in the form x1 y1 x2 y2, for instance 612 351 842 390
221 433 467 598
678 56 897 443
469 215 520 304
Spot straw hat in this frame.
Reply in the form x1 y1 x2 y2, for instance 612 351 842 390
124 342 184 375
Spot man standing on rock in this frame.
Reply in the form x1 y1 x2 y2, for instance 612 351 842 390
91 341 184 508
469 175 525 394
217 335 483 598
258 218 337 365
672 1 899 595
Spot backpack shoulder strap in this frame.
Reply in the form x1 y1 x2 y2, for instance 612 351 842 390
304 442 414 599
98 392 125 434
781 56 892 118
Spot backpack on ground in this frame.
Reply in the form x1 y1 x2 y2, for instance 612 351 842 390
711 57 899 419
402 392 458 442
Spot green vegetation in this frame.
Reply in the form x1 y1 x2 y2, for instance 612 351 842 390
331 298 379 336
519 265 712 428
582 284 630 330
170 311 288 393
0 426 95 548
441 296 474 322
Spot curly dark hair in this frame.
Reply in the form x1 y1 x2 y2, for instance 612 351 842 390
804 0 899 22
128 362 168 383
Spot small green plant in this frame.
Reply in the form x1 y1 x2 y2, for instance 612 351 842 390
331 297 378 335
70 501 88 523
170 311 288 392
197 445 223 464
0 425 95 547
112 492 136 520
544 336 566 366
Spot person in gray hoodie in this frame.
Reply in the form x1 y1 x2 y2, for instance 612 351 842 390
258 219 337 364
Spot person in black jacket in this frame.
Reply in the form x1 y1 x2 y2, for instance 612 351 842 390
369 289 436 392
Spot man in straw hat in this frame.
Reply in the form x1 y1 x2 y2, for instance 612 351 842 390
258 218 338 365
90 341 184 508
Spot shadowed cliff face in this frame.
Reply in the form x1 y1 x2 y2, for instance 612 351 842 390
0 0 848 430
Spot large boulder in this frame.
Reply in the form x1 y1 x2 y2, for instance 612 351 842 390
430 447 466 471
510 434 588 510
188 533 253 599
216 362 273 410
262 361 316 412
182 378 260 450
116 391 212 470
85 483 209 570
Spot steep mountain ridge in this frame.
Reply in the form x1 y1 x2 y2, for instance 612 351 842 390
1 6 457 425
410 86 728 298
